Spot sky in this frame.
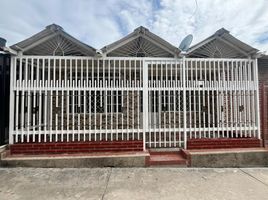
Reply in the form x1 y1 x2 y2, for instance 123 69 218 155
1 0 268 52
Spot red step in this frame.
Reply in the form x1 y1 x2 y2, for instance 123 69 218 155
146 150 187 167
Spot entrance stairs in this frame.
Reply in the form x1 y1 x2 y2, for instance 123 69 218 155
146 148 188 167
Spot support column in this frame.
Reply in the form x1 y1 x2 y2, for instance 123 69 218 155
260 82 267 147
255 59 261 139
142 60 148 151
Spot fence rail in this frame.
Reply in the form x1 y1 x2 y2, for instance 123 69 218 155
9 56 260 149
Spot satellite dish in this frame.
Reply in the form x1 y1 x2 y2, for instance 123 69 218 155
179 34 193 52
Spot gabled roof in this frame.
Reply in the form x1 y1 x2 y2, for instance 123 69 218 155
101 26 180 58
187 28 259 58
10 24 96 56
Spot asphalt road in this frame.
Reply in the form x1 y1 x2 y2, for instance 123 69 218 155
0 168 268 200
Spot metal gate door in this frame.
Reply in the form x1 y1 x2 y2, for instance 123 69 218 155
144 60 185 148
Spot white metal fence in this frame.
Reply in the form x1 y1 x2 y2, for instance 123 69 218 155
9 56 260 149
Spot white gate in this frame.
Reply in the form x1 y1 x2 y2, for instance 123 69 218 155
9 56 261 149
144 60 184 148
144 59 260 148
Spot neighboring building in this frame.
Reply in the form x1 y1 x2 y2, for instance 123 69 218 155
0 37 10 146
7 24 263 155
258 55 268 147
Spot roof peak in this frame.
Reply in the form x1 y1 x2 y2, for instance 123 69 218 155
46 24 64 31
134 26 149 34
215 28 229 36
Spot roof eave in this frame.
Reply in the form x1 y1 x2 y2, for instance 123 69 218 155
102 26 181 57
187 29 259 57
10 24 96 56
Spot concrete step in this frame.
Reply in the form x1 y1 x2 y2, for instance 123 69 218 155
0 151 150 168
147 150 187 167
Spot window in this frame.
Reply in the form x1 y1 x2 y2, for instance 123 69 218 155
150 91 198 112
107 91 122 112
69 91 122 114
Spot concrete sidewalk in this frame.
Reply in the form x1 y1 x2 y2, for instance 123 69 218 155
0 168 268 200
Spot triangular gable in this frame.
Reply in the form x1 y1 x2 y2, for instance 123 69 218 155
102 26 180 58
10 24 96 56
187 28 258 58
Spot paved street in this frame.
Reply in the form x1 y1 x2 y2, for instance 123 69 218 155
0 168 268 200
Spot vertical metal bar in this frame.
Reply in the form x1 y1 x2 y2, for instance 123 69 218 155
26 90 30 142
132 80 135 140
105 80 108 141
143 59 148 151
254 59 261 138
89 80 92 141
160 60 163 146
30 58 33 89
230 61 234 138
183 57 187 149
194 60 197 138
248 60 252 136
53 58 56 87
216 60 220 137
239 61 243 137
14 58 19 143
55 80 58 142
33 82 36 142
44 81 48 142
203 60 207 137
83 85 86 141
189 60 192 139
49 91 53 142
9 57 15 144
66 76 70 142
242 61 247 137
168 62 171 147
225 61 228 137
61 90 64 141
212 60 215 138
72 83 75 141
117 80 119 140
111 61 114 141
163 64 167 146
98 61 101 141
15 89 19 143
38 79 42 142
208 60 211 138
126 80 129 141
245 60 250 136
234 61 238 137
198 60 201 138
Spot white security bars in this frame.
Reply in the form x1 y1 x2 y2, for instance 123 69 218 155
9 56 260 149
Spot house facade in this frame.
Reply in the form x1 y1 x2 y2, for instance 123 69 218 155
6 24 263 154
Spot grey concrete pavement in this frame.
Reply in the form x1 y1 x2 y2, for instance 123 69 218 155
0 168 268 200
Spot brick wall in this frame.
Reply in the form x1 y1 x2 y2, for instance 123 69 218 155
10 140 143 155
258 63 268 147
187 138 262 149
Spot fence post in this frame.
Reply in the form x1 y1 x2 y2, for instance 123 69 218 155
260 82 267 146
9 56 15 144
183 57 187 149
255 59 261 139
142 59 148 151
